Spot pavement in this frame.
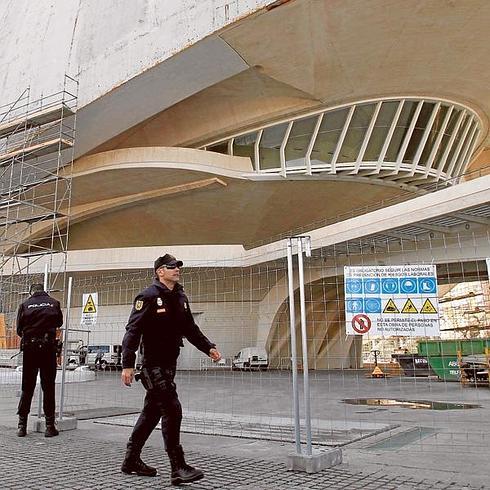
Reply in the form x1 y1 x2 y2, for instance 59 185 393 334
0 370 488 489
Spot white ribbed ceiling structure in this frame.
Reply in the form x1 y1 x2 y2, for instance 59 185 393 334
204 97 482 186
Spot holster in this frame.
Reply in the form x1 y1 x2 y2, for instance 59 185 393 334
135 366 175 393
135 368 154 391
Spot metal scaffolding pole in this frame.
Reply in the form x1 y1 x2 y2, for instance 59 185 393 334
286 236 312 455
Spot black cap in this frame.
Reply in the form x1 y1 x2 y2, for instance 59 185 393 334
154 254 183 271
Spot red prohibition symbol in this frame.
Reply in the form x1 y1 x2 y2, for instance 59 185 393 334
352 314 371 334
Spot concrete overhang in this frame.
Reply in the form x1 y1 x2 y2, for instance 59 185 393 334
14 174 489 274
59 148 415 249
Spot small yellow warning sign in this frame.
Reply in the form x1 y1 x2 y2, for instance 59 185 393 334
401 298 418 314
421 298 437 314
83 294 97 314
383 299 400 314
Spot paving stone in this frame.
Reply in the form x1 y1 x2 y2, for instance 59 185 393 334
0 425 486 490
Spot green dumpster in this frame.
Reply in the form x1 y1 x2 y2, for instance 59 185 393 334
417 339 490 382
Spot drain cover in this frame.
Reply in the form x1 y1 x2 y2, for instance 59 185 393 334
343 398 480 410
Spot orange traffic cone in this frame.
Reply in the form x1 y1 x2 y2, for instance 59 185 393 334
371 365 387 378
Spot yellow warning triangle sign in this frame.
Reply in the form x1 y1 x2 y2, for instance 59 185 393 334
371 366 386 377
421 298 437 314
383 299 400 314
401 298 418 314
83 294 97 314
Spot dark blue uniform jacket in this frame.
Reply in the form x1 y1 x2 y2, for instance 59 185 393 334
16 291 63 340
122 280 215 369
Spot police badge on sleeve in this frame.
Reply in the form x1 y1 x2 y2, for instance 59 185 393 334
135 300 144 311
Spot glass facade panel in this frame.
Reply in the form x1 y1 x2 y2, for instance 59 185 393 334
433 108 462 169
453 120 476 175
363 101 399 162
310 108 348 165
402 102 435 163
442 114 470 174
259 122 289 170
208 142 228 155
419 105 449 167
234 132 258 169
337 104 375 163
384 101 418 162
284 116 319 168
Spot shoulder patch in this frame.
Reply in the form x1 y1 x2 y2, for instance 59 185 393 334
135 300 144 311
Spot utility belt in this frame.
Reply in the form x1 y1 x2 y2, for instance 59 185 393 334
135 366 176 393
21 333 57 351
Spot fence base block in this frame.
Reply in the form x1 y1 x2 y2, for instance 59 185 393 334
32 417 77 433
287 448 342 473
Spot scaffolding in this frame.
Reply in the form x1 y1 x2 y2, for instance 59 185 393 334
0 75 78 348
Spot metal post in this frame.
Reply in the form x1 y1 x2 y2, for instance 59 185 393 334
58 276 73 420
37 264 49 419
297 237 313 455
286 238 302 454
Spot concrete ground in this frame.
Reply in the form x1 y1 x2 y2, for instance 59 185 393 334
0 370 488 489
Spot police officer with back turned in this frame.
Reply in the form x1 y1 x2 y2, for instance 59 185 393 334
121 254 221 486
16 283 63 437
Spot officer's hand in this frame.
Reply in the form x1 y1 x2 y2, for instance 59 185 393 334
122 368 134 387
209 348 222 362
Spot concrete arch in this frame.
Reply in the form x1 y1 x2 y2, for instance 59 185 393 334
254 264 361 370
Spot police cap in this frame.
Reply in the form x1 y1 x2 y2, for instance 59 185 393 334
154 254 183 271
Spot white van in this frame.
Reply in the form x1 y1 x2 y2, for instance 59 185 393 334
86 344 122 370
232 347 268 371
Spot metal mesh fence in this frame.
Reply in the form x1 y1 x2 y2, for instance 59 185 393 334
1 177 489 464
1 228 487 455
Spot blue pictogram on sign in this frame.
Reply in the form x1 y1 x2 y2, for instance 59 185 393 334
400 277 418 294
346 298 364 313
418 277 437 294
381 278 399 294
345 279 363 294
363 278 380 294
364 298 381 313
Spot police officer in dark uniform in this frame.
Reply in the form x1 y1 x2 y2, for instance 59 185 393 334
16 283 63 437
121 254 221 486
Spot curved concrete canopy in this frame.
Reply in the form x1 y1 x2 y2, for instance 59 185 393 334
10 147 412 252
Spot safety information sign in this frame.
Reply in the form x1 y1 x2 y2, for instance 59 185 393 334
81 292 98 328
344 265 440 336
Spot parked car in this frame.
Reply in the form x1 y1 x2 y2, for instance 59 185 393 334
232 347 268 371
86 344 122 370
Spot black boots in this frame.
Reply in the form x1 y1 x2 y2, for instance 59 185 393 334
120 442 203 484
121 447 157 477
17 415 27 437
44 417 59 438
167 445 204 486
17 415 59 437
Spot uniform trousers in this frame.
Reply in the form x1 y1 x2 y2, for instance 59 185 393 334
18 342 57 418
128 366 182 452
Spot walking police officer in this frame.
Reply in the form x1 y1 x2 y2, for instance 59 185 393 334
16 284 63 437
121 254 221 486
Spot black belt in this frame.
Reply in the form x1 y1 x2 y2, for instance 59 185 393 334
24 335 55 344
